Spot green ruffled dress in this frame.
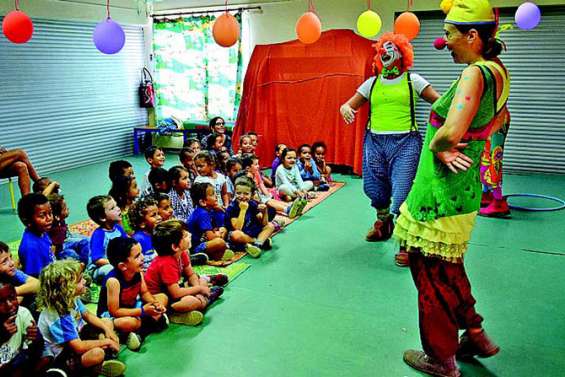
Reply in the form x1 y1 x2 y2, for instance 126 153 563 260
394 61 509 263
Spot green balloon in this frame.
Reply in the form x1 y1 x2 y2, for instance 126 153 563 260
357 10 382 38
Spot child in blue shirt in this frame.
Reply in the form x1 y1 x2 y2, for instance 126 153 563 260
0 242 39 310
129 197 161 272
187 183 234 262
297 144 329 191
225 176 275 257
86 195 127 284
17 193 56 278
37 260 125 376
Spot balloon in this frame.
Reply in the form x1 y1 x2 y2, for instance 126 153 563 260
433 37 447 50
2 10 33 44
394 11 420 41
357 10 382 38
212 12 240 47
515 2 541 30
93 18 125 54
296 11 321 44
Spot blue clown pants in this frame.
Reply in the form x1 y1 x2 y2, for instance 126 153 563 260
362 131 422 214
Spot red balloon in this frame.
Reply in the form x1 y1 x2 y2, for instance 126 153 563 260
296 11 321 44
212 13 240 48
2 10 34 44
394 12 420 41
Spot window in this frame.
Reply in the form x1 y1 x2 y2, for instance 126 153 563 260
152 12 248 124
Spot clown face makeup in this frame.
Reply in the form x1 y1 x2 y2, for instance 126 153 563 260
380 41 402 68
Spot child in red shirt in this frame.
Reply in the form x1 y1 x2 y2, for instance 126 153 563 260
144 220 224 325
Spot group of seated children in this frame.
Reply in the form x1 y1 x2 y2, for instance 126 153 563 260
0 130 333 377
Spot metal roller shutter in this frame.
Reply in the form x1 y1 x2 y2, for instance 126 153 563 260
0 18 147 175
410 8 565 174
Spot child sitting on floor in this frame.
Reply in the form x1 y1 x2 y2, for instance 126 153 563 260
188 183 234 262
108 160 134 182
179 147 199 183
141 146 165 195
47 193 90 265
98 237 168 351
146 167 171 198
312 141 332 182
216 151 231 177
270 143 287 184
129 197 161 272
247 132 258 154
168 166 194 224
275 148 315 202
226 176 275 256
206 133 228 156
297 144 329 191
144 220 224 325
241 154 304 219
86 195 127 284
0 282 44 377
109 175 140 235
154 193 174 222
0 242 39 310
236 135 254 157
38 260 125 377
194 151 230 209
17 193 56 278
184 138 202 155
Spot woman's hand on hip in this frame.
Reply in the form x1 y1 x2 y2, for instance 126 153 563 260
436 143 473 174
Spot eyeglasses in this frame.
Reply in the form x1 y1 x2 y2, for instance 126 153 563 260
215 122 225 126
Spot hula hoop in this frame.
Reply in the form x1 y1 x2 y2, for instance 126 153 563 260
505 193 565 212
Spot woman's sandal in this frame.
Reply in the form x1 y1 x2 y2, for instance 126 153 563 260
395 249 410 267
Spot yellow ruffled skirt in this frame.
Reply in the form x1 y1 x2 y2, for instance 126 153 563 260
393 202 478 263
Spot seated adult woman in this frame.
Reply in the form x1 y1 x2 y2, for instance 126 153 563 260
201 116 233 155
0 146 41 195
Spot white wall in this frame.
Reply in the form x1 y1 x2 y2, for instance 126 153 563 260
248 0 366 47
0 0 147 25
248 0 565 49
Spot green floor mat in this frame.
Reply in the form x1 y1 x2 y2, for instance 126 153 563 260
193 261 251 284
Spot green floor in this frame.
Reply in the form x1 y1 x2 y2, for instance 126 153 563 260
1 156 564 377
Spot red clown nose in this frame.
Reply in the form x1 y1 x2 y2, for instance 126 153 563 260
433 37 447 50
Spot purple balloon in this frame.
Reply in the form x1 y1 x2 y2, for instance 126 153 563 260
93 18 126 54
515 2 541 30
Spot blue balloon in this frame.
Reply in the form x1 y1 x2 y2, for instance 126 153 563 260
93 18 126 54
515 2 541 30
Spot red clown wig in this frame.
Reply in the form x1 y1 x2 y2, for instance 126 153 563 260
372 32 415 74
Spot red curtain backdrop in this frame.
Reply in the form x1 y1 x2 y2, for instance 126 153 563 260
233 29 375 175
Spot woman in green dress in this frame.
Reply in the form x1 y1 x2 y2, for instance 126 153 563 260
394 1 511 376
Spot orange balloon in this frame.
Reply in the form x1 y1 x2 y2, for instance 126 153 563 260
394 11 420 41
212 13 240 47
296 11 321 44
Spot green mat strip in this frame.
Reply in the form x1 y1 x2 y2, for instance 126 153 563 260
193 261 251 284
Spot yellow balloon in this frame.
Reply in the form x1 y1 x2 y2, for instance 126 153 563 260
357 10 382 38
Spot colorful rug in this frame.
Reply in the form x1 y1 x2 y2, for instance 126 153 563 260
272 182 345 235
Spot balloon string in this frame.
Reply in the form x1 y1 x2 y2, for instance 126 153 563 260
225 0 228 12
308 0 314 12
368 0 371 9
15 0 19 11
407 0 413 10
106 0 110 19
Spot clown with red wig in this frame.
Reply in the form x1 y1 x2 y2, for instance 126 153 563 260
340 32 439 266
